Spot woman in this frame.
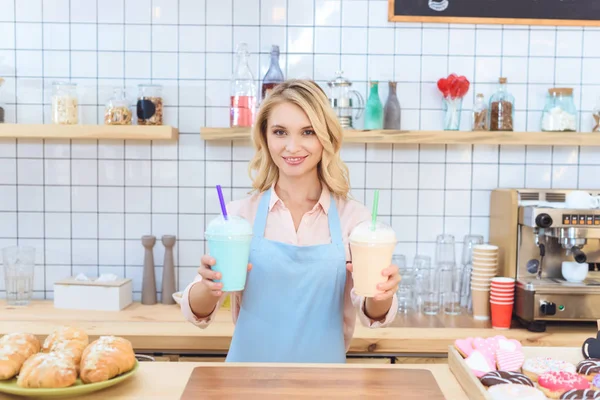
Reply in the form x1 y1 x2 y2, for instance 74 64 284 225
182 79 401 363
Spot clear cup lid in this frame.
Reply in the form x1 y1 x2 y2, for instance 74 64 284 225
205 215 252 238
349 220 396 244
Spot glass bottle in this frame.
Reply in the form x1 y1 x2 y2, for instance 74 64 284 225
540 88 577 132
488 77 515 131
472 93 487 131
261 45 284 103
230 42 257 128
105 88 132 125
364 81 383 130
0 77 5 123
592 97 600 132
136 84 163 125
383 81 401 130
51 81 79 125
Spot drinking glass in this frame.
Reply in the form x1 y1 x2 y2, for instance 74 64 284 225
393 255 412 313
416 264 439 315
460 235 484 307
2 246 35 306
412 255 431 310
436 234 455 265
439 262 462 315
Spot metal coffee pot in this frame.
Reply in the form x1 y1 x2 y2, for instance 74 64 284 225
327 71 364 129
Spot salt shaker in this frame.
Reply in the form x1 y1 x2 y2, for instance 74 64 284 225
161 235 177 305
141 235 157 305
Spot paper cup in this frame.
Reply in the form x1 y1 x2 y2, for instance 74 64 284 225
473 255 498 261
491 295 514 302
472 270 496 276
473 244 499 251
491 277 515 284
472 288 491 320
491 289 515 295
473 260 498 267
491 301 514 330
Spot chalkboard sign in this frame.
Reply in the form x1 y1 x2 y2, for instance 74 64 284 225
388 0 600 26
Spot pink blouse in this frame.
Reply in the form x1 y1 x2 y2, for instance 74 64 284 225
180 185 398 351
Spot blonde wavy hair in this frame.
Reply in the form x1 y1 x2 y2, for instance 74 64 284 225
249 79 350 198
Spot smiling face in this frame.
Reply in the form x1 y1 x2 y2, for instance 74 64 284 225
266 101 324 180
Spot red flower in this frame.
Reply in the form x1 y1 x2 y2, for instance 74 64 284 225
437 73 470 99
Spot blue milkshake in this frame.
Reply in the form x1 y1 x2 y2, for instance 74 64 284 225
205 215 253 292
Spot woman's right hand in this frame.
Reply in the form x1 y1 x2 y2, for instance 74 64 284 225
198 255 252 297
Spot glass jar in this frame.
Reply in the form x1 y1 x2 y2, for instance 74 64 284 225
136 84 163 125
593 98 600 132
488 77 514 131
230 43 257 127
104 88 132 125
472 93 487 131
51 81 79 125
540 88 577 132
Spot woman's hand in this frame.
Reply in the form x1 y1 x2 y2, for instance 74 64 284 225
346 263 401 301
198 255 252 297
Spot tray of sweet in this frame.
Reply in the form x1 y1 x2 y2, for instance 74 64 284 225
448 332 600 399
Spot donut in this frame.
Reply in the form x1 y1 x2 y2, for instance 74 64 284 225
578 359 600 381
560 389 600 399
479 371 534 388
487 384 547 400
522 357 576 382
538 371 590 399
593 374 600 390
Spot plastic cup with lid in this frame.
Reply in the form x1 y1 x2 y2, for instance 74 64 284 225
205 215 253 292
349 220 397 298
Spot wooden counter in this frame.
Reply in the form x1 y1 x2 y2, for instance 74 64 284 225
0 362 468 400
1 301 596 355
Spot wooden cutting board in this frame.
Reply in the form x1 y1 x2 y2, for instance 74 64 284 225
180 366 446 399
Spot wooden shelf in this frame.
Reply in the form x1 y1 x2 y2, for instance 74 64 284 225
0 124 178 140
200 128 600 146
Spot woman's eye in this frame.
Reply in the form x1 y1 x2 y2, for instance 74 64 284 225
273 130 286 136
303 130 315 136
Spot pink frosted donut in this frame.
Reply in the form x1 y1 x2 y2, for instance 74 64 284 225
538 371 590 398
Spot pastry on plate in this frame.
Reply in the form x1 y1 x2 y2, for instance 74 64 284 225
80 336 136 384
522 356 576 382
42 326 89 368
479 371 534 388
0 332 41 380
538 371 589 399
487 383 546 400
16 352 77 388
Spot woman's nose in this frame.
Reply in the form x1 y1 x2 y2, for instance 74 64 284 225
285 136 300 152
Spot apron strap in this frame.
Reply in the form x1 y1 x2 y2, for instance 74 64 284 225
327 195 344 246
253 189 272 238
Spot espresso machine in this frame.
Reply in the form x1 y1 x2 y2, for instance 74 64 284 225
490 189 600 332
327 71 364 129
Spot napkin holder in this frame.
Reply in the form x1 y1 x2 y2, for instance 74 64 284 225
54 276 133 311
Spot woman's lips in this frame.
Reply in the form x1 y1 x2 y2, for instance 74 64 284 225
282 156 308 166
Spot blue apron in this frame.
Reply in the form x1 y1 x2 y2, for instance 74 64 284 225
226 188 347 363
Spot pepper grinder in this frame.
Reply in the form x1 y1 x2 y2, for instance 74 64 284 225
141 235 157 305
161 235 177 305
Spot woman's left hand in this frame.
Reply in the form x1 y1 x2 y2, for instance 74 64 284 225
346 263 402 302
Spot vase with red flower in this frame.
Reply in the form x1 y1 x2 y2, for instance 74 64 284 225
437 74 470 131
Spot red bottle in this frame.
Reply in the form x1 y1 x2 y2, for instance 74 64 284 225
230 43 257 127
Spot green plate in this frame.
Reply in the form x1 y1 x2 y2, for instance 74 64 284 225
0 361 138 398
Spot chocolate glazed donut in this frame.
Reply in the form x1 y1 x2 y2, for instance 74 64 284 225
560 389 600 399
479 371 534 387
578 359 600 375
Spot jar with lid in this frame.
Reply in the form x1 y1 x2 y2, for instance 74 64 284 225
472 93 487 131
540 88 577 132
488 78 514 131
105 88 132 125
136 84 163 125
593 97 600 132
51 81 79 124
326 71 364 129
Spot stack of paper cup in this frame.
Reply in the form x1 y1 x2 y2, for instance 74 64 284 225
490 277 515 330
470 244 499 320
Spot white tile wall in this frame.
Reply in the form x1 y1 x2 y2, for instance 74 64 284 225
1 0 600 300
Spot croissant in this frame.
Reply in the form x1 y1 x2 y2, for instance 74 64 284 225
0 333 41 380
42 326 89 368
16 352 77 388
80 336 136 384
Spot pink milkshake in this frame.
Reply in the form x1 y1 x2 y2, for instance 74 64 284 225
350 220 397 297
